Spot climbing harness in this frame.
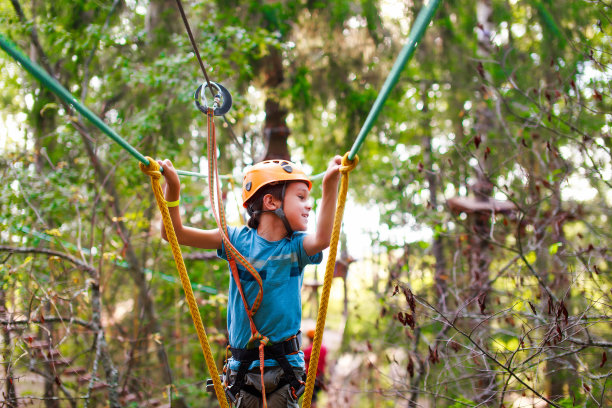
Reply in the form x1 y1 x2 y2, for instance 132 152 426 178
208 332 305 402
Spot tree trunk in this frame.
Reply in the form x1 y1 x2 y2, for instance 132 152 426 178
545 154 571 399
89 260 121 408
471 0 497 403
262 47 291 161
78 132 180 405
146 0 181 46
42 302 59 408
31 88 58 174
421 84 448 313
0 290 18 408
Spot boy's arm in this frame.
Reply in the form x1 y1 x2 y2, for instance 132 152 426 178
158 159 222 250
303 155 342 256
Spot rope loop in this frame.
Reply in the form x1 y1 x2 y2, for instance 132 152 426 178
340 152 359 174
139 156 162 180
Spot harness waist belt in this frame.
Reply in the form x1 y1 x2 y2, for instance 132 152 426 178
230 333 302 362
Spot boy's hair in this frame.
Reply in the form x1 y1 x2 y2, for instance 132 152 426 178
245 183 285 229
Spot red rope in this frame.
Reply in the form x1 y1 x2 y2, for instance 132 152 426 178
206 109 269 406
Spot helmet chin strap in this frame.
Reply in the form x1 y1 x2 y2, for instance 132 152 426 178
274 183 294 236
271 208 294 237
248 183 294 237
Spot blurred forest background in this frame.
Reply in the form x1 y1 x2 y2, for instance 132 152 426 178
1 0 610 407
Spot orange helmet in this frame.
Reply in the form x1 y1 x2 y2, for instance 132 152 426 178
242 160 312 207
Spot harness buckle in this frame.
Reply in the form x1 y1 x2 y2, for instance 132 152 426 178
205 378 214 393
206 377 237 403
292 384 305 399
285 333 301 354
225 388 237 404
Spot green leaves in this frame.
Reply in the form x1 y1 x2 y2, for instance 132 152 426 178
548 241 562 255
289 66 312 111
525 251 537 265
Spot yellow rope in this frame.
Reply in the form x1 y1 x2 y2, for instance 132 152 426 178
140 157 229 408
302 152 358 408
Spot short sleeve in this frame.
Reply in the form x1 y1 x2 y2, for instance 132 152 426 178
292 232 323 268
217 226 239 260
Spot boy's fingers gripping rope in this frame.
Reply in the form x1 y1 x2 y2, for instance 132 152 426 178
140 157 229 408
302 152 358 408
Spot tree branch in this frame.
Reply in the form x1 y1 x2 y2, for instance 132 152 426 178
0 245 96 275
1 316 94 330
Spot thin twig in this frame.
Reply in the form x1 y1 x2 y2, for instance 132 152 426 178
416 295 563 408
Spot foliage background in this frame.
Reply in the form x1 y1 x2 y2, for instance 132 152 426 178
0 0 610 407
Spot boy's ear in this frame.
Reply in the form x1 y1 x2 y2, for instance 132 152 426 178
262 194 279 211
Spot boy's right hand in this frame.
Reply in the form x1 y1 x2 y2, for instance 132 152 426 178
158 159 181 197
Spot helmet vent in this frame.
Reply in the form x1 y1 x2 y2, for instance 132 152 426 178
281 163 293 173
245 181 252 191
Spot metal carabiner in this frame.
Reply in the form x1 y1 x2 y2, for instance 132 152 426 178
194 81 233 116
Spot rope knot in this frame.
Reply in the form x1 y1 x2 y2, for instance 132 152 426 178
340 152 359 174
248 332 270 348
139 156 162 180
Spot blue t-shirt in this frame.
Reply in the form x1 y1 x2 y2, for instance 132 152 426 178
217 226 323 370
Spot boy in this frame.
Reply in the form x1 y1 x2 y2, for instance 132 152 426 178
158 156 342 407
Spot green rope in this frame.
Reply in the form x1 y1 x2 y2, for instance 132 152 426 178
348 0 442 160
176 169 232 179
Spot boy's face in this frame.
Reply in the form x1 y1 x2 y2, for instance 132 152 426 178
281 182 312 232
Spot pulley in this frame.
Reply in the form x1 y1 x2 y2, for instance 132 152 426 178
194 81 232 116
